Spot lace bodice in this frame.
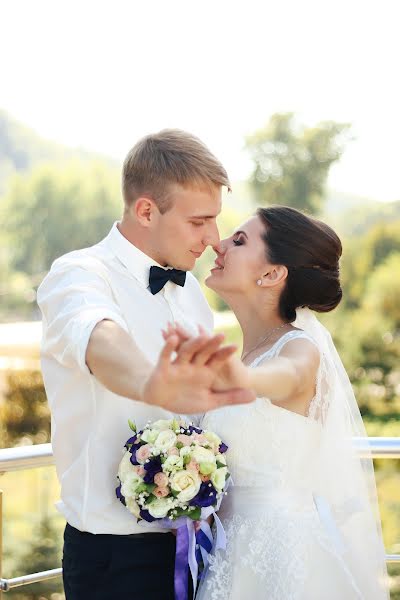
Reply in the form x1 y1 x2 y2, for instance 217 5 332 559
197 328 389 600
202 330 323 490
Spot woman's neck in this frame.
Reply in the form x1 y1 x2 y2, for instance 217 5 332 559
226 295 288 357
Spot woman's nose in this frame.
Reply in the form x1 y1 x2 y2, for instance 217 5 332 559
212 238 228 255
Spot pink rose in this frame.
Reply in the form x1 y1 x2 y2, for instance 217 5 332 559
191 433 207 445
187 460 200 473
136 444 152 463
154 486 169 498
133 465 146 477
177 434 192 447
167 447 179 456
154 472 169 487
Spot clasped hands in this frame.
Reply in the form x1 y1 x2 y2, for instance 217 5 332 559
141 323 255 414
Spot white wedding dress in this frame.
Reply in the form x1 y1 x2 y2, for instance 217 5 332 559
196 328 388 600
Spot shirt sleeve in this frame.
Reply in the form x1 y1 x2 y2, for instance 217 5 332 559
37 257 129 374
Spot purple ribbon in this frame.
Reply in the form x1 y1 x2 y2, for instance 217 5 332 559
173 512 226 600
174 525 190 600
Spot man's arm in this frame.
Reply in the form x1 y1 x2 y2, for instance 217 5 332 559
38 262 255 413
85 319 152 400
87 319 256 412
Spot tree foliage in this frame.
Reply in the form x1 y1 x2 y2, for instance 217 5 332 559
246 112 351 213
1 161 121 277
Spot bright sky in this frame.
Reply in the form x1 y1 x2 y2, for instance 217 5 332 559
1 0 399 201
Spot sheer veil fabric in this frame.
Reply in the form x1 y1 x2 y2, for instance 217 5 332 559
195 308 388 600
292 308 388 597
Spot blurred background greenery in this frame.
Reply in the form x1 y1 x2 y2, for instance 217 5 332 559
1 108 400 597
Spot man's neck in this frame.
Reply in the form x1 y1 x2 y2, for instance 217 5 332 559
117 221 167 266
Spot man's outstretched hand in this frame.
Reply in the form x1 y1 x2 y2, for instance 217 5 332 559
142 328 255 414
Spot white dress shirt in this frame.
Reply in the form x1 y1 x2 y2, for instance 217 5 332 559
37 223 213 534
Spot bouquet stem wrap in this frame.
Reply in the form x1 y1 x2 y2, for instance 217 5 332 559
173 507 226 600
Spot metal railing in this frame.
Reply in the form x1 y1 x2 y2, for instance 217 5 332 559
0 438 400 593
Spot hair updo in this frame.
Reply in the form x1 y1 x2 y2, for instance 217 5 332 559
256 206 343 322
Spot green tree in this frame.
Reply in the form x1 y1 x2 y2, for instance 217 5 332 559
331 253 400 416
340 220 400 310
1 161 121 277
246 113 351 213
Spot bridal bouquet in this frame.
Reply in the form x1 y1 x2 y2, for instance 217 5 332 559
116 418 229 523
116 418 230 600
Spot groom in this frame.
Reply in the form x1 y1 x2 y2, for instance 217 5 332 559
37 129 253 600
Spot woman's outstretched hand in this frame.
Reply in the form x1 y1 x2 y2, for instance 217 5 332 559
142 325 255 414
162 323 252 394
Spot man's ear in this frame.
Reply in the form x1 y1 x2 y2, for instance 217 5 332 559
261 265 288 287
134 197 158 227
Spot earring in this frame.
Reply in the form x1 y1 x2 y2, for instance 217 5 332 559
257 279 262 286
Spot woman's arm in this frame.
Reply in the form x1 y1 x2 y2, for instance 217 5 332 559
247 338 320 404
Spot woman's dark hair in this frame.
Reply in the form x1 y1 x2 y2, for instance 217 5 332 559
256 206 342 322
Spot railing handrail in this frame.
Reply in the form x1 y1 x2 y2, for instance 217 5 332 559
1 437 400 474
0 443 53 473
0 568 63 592
0 437 400 593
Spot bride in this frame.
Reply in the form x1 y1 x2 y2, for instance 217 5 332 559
166 206 389 599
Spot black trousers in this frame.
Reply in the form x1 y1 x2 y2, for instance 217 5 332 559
62 523 191 600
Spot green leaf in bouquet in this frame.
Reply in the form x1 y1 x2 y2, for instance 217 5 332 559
172 506 202 520
135 483 146 494
136 483 156 494
172 506 189 518
176 442 184 450
183 454 191 465
144 483 156 493
170 489 180 498
187 507 201 520
216 461 226 469
145 494 157 504
128 419 137 432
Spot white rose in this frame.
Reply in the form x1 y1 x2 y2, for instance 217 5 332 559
126 496 141 518
204 431 222 446
211 467 228 492
171 470 201 502
140 429 159 444
155 430 177 452
191 446 216 465
199 461 217 476
216 453 227 465
179 446 193 459
148 498 170 519
152 419 173 431
121 471 143 497
163 455 184 472
118 451 136 480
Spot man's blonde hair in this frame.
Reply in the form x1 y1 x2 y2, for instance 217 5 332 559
122 129 231 213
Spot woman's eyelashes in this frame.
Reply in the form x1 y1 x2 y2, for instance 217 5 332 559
233 236 245 246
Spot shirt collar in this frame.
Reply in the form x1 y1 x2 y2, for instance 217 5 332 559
103 222 164 288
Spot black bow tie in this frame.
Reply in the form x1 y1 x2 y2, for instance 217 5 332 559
149 266 187 295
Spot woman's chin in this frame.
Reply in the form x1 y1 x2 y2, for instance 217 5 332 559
205 271 222 290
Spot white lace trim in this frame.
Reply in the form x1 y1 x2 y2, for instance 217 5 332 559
250 330 331 425
202 509 330 600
